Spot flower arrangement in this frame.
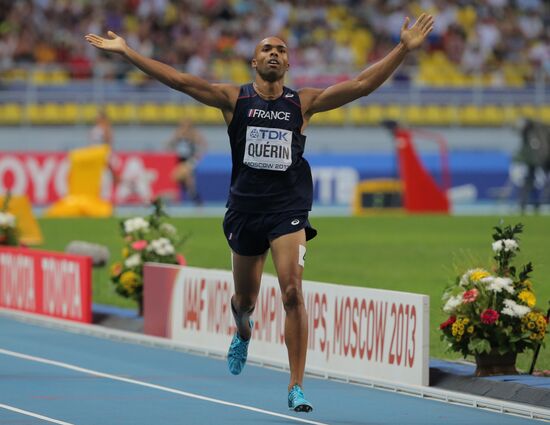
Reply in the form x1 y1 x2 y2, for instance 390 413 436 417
0 194 19 246
440 222 548 359
110 198 187 309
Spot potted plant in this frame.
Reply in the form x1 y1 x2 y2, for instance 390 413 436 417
439 222 548 376
110 198 187 314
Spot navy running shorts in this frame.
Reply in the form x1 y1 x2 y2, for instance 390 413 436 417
222 209 318 256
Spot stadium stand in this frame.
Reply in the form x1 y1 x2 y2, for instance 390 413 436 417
0 0 549 126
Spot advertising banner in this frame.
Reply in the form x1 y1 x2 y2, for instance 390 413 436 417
0 247 92 323
0 152 178 205
144 264 429 386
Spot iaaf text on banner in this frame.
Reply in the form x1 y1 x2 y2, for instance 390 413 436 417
0 152 178 205
0 247 92 323
143 265 429 386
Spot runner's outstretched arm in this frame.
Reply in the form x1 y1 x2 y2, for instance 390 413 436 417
300 13 434 118
85 31 238 113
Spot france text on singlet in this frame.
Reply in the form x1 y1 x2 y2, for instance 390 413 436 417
226 84 313 213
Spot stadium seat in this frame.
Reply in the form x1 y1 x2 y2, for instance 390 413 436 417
160 103 181 123
137 103 162 124
404 105 424 125
43 103 64 124
501 105 519 124
80 103 99 123
363 105 383 125
424 104 447 126
106 103 136 124
127 69 148 85
310 108 345 125
519 104 537 120
481 105 505 126
199 105 223 124
60 103 79 124
229 61 250 85
0 103 22 125
458 105 484 126
31 70 49 85
25 104 44 124
348 105 368 125
538 105 550 123
180 104 202 122
50 69 70 85
384 104 402 122
440 105 459 126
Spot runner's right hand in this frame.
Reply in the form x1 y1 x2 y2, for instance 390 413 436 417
85 31 127 54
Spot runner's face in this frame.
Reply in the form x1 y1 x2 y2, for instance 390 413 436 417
252 38 289 82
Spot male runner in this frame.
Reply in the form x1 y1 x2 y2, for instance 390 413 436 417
85 12 433 412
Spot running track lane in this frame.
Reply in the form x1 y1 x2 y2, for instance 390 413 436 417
0 316 543 425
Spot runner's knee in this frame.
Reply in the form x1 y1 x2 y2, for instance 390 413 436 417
233 294 256 313
282 283 303 311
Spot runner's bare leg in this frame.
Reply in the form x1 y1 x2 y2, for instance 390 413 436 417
231 251 267 339
270 230 307 390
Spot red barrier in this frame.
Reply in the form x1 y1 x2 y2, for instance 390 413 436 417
143 263 180 337
0 152 178 205
0 247 92 323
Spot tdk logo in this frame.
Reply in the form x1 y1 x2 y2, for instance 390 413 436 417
248 109 291 121
250 128 289 142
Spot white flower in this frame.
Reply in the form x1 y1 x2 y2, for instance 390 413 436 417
150 237 174 256
443 294 463 313
459 268 490 286
459 271 471 287
124 217 150 233
492 239 519 253
160 223 177 236
501 299 531 318
124 253 142 268
486 277 514 294
0 212 16 227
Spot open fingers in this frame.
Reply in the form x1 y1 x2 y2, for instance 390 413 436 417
420 14 434 34
401 16 410 32
84 34 105 47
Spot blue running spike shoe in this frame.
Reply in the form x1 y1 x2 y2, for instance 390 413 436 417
288 384 313 412
227 320 253 375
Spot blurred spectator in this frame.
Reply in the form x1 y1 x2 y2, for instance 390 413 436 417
514 119 550 213
90 109 119 187
90 109 113 148
166 118 207 206
0 0 549 86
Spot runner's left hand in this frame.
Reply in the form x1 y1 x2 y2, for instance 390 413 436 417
400 13 434 51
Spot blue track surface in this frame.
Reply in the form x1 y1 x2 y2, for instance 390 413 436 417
0 315 544 425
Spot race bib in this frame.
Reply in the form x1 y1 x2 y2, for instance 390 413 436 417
243 126 292 171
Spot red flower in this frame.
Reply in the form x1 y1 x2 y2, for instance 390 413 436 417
439 316 456 329
131 240 148 251
480 309 499 325
462 289 478 303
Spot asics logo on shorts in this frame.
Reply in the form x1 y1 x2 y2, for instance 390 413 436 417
291 219 300 225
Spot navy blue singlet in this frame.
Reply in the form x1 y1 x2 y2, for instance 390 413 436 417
226 83 313 213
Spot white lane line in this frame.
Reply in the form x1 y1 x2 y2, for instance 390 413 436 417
0 348 328 425
0 403 76 425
